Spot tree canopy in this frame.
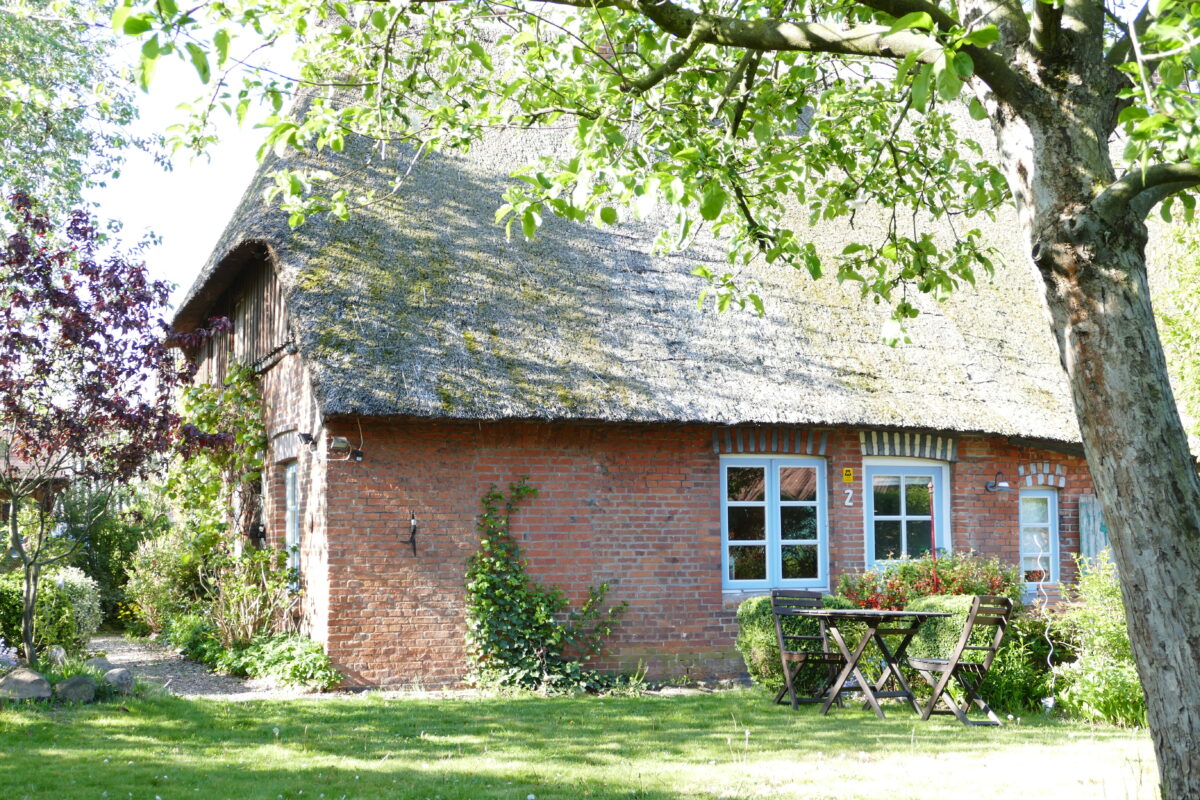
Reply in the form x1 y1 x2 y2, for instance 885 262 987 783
0 1 149 214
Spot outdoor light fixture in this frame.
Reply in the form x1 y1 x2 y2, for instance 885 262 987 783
350 449 364 462
400 511 417 555
328 435 351 455
251 523 267 549
297 432 315 447
985 471 1013 492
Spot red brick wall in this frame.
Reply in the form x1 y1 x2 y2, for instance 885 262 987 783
298 419 1094 688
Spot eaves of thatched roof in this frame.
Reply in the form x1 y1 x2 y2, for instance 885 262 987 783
176 123 1080 445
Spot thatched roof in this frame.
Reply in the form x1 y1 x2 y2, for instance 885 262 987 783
176 122 1080 444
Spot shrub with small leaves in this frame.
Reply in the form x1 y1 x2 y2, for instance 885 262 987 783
464 479 627 691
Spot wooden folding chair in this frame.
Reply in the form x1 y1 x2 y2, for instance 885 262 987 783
771 590 846 710
908 595 1013 726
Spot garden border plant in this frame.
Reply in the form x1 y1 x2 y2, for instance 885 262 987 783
464 479 628 692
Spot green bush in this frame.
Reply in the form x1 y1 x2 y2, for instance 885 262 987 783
1055 654 1146 728
1053 551 1146 727
734 593 854 690
0 568 100 655
58 486 168 625
838 550 1022 609
905 595 1065 714
123 530 204 634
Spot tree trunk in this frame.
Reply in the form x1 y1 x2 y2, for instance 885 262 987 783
22 560 39 668
994 106 1200 798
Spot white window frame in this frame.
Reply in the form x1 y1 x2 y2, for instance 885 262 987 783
284 461 300 584
720 456 828 590
862 457 952 565
1019 488 1059 586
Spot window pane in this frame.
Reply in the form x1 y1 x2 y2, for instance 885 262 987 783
780 506 818 541
1021 496 1050 524
904 476 933 516
728 506 766 541
779 467 817 502
729 546 766 580
1023 554 1049 582
727 467 765 502
781 545 818 579
1022 527 1050 555
874 520 902 560
873 476 901 515
908 520 933 556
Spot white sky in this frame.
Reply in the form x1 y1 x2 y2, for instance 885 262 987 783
87 55 269 311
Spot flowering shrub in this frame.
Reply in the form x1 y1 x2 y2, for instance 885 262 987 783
836 550 1022 609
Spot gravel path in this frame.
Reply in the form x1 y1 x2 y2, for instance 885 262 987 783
90 635 313 700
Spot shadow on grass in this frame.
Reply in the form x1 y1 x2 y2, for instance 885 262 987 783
0 690 1149 800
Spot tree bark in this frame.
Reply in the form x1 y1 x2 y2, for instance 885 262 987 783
993 99 1200 799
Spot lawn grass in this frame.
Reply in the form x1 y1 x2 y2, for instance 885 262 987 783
0 689 1156 800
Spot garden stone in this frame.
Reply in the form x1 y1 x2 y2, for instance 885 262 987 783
54 675 96 704
85 657 114 673
103 668 134 694
45 646 67 666
0 667 52 700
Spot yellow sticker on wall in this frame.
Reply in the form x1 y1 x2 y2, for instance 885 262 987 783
842 468 854 483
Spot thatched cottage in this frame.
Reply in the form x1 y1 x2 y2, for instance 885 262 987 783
174 125 1103 686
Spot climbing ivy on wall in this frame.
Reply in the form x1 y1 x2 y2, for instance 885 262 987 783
464 479 626 691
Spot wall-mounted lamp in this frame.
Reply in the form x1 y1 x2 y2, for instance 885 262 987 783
297 432 315 448
400 511 417 555
350 449 365 462
251 523 267 549
328 436 351 455
985 471 1013 492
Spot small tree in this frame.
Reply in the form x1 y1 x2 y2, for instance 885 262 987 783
0 192 227 665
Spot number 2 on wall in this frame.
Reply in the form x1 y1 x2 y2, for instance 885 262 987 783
844 489 854 507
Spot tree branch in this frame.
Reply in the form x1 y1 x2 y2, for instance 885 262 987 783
1030 0 1063 59
410 0 1027 103
1107 1 1150 66
622 14 713 93
1093 163 1200 222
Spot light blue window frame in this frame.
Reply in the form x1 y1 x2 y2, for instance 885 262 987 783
863 461 950 564
721 456 828 590
284 461 300 585
1019 488 1059 586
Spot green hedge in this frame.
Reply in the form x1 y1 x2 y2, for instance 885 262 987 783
735 594 854 690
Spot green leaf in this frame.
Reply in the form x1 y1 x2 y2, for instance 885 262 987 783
960 25 1000 46
675 146 701 162
521 208 540 239
1118 106 1149 124
111 4 132 33
953 52 975 78
214 29 230 68
600 207 618 225
911 64 932 111
968 97 988 120
124 13 155 35
937 64 963 101
465 40 493 70
887 12 934 35
699 182 727 221
186 43 211 84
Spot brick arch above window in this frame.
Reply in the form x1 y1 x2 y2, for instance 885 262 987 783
711 426 829 455
1019 461 1068 488
858 430 958 461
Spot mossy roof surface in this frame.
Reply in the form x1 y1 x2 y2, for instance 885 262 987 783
176 124 1079 443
